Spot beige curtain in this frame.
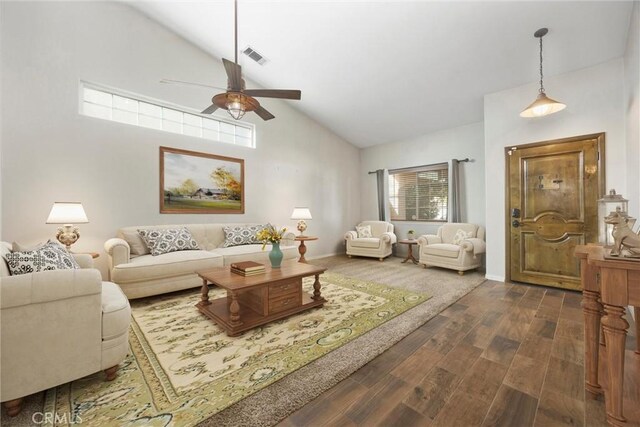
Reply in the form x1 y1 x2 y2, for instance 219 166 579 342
449 159 461 222
375 169 389 221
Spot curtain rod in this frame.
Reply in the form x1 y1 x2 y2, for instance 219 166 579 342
368 158 470 174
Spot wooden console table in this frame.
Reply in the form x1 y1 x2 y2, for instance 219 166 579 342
575 245 640 426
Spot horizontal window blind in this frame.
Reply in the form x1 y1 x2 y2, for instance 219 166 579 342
80 83 255 148
388 164 449 221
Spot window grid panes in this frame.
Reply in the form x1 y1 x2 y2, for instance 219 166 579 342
389 165 449 221
80 84 255 148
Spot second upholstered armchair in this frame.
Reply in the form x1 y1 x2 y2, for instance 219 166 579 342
344 221 397 261
417 223 486 274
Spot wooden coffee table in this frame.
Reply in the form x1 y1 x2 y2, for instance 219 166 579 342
196 261 327 336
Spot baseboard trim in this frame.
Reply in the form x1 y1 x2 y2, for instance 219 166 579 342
485 274 505 282
307 252 340 261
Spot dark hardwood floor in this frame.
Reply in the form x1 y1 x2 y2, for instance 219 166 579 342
280 280 639 427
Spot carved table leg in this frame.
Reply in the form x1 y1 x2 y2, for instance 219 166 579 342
313 274 322 300
601 303 630 426
582 289 603 397
4 398 23 417
200 278 211 306
298 240 308 263
229 291 241 326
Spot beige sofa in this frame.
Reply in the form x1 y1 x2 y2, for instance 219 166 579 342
344 221 397 261
417 223 486 274
104 224 298 299
0 242 131 416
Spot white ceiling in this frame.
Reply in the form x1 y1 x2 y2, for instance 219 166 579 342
126 1 634 148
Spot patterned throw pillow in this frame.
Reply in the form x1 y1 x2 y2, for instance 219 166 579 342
5 241 80 276
356 225 373 238
138 228 200 256
452 229 474 245
222 224 266 247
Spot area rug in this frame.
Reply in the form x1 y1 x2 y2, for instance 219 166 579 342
41 272 428 426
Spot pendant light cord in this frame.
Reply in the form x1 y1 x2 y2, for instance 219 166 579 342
538 35 545 94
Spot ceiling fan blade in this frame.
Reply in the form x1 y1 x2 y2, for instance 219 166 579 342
243 89 301 100
222 58 243 91
160 79 226 91
254 106 275 121
201 104 218 114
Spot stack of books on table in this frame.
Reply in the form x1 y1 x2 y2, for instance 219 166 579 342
230 261 266 276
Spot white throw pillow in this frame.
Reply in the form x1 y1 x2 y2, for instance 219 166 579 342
5 241 80 276
356 225 373 238
452 229 473 245
138 227 200 256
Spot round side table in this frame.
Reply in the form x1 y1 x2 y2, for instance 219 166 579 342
294 236 318 263
398 239 419 265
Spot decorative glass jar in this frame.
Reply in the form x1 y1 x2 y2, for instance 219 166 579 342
597 189 636 247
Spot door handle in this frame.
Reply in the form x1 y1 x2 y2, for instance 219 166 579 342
512 220 521 228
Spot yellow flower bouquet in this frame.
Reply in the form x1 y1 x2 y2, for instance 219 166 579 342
256 224 287 250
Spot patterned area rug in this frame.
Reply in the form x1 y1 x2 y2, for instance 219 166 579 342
42 273 428 426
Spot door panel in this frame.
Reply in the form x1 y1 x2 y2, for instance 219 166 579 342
521 232 584 278
508 134 604 290
523 152 583 220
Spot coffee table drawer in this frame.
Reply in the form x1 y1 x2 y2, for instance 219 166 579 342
269 294 301 314
269 278 300 299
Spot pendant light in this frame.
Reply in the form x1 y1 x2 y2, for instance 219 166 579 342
520 28 566 118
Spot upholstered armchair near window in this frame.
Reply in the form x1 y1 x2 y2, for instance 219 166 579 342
344 221 397 261
417 223 486 274
0 242 131 417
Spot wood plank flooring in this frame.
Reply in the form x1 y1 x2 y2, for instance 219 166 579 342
281 280 639 427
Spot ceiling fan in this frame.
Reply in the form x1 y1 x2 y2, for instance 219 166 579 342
163 0 301 121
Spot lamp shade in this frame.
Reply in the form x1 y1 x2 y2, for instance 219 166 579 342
290 207 312 220
520 92 566 118
46 202 89 224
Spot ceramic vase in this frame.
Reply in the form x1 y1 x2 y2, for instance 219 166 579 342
269 242 283 268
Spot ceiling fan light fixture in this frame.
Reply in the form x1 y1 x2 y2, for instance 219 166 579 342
212 92 259 121
226 99 246 120
521 27 566 118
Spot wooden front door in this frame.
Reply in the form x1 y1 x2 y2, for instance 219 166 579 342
507 134 605 290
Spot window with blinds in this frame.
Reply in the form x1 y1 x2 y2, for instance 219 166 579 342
388 163 449 221
80 83 255 148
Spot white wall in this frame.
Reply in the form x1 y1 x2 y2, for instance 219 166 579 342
625 2 640 222
484 59 626 281
359 122 485 254
0 1 360 277
624 2 639 321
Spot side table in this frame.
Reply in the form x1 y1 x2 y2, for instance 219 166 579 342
398 239 419 265
294 236 318 263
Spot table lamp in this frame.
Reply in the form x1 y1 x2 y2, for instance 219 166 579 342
291 207 312 236
46 202 89 251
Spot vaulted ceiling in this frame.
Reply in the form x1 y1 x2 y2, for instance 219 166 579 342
127 1 635 148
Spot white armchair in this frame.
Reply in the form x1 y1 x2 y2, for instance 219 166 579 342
0 242 131 416
345 221 397 261
417 223 486 274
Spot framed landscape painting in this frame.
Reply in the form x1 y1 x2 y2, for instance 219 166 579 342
160 146 245 214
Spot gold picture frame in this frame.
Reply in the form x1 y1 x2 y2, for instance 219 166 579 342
160 146 245 214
